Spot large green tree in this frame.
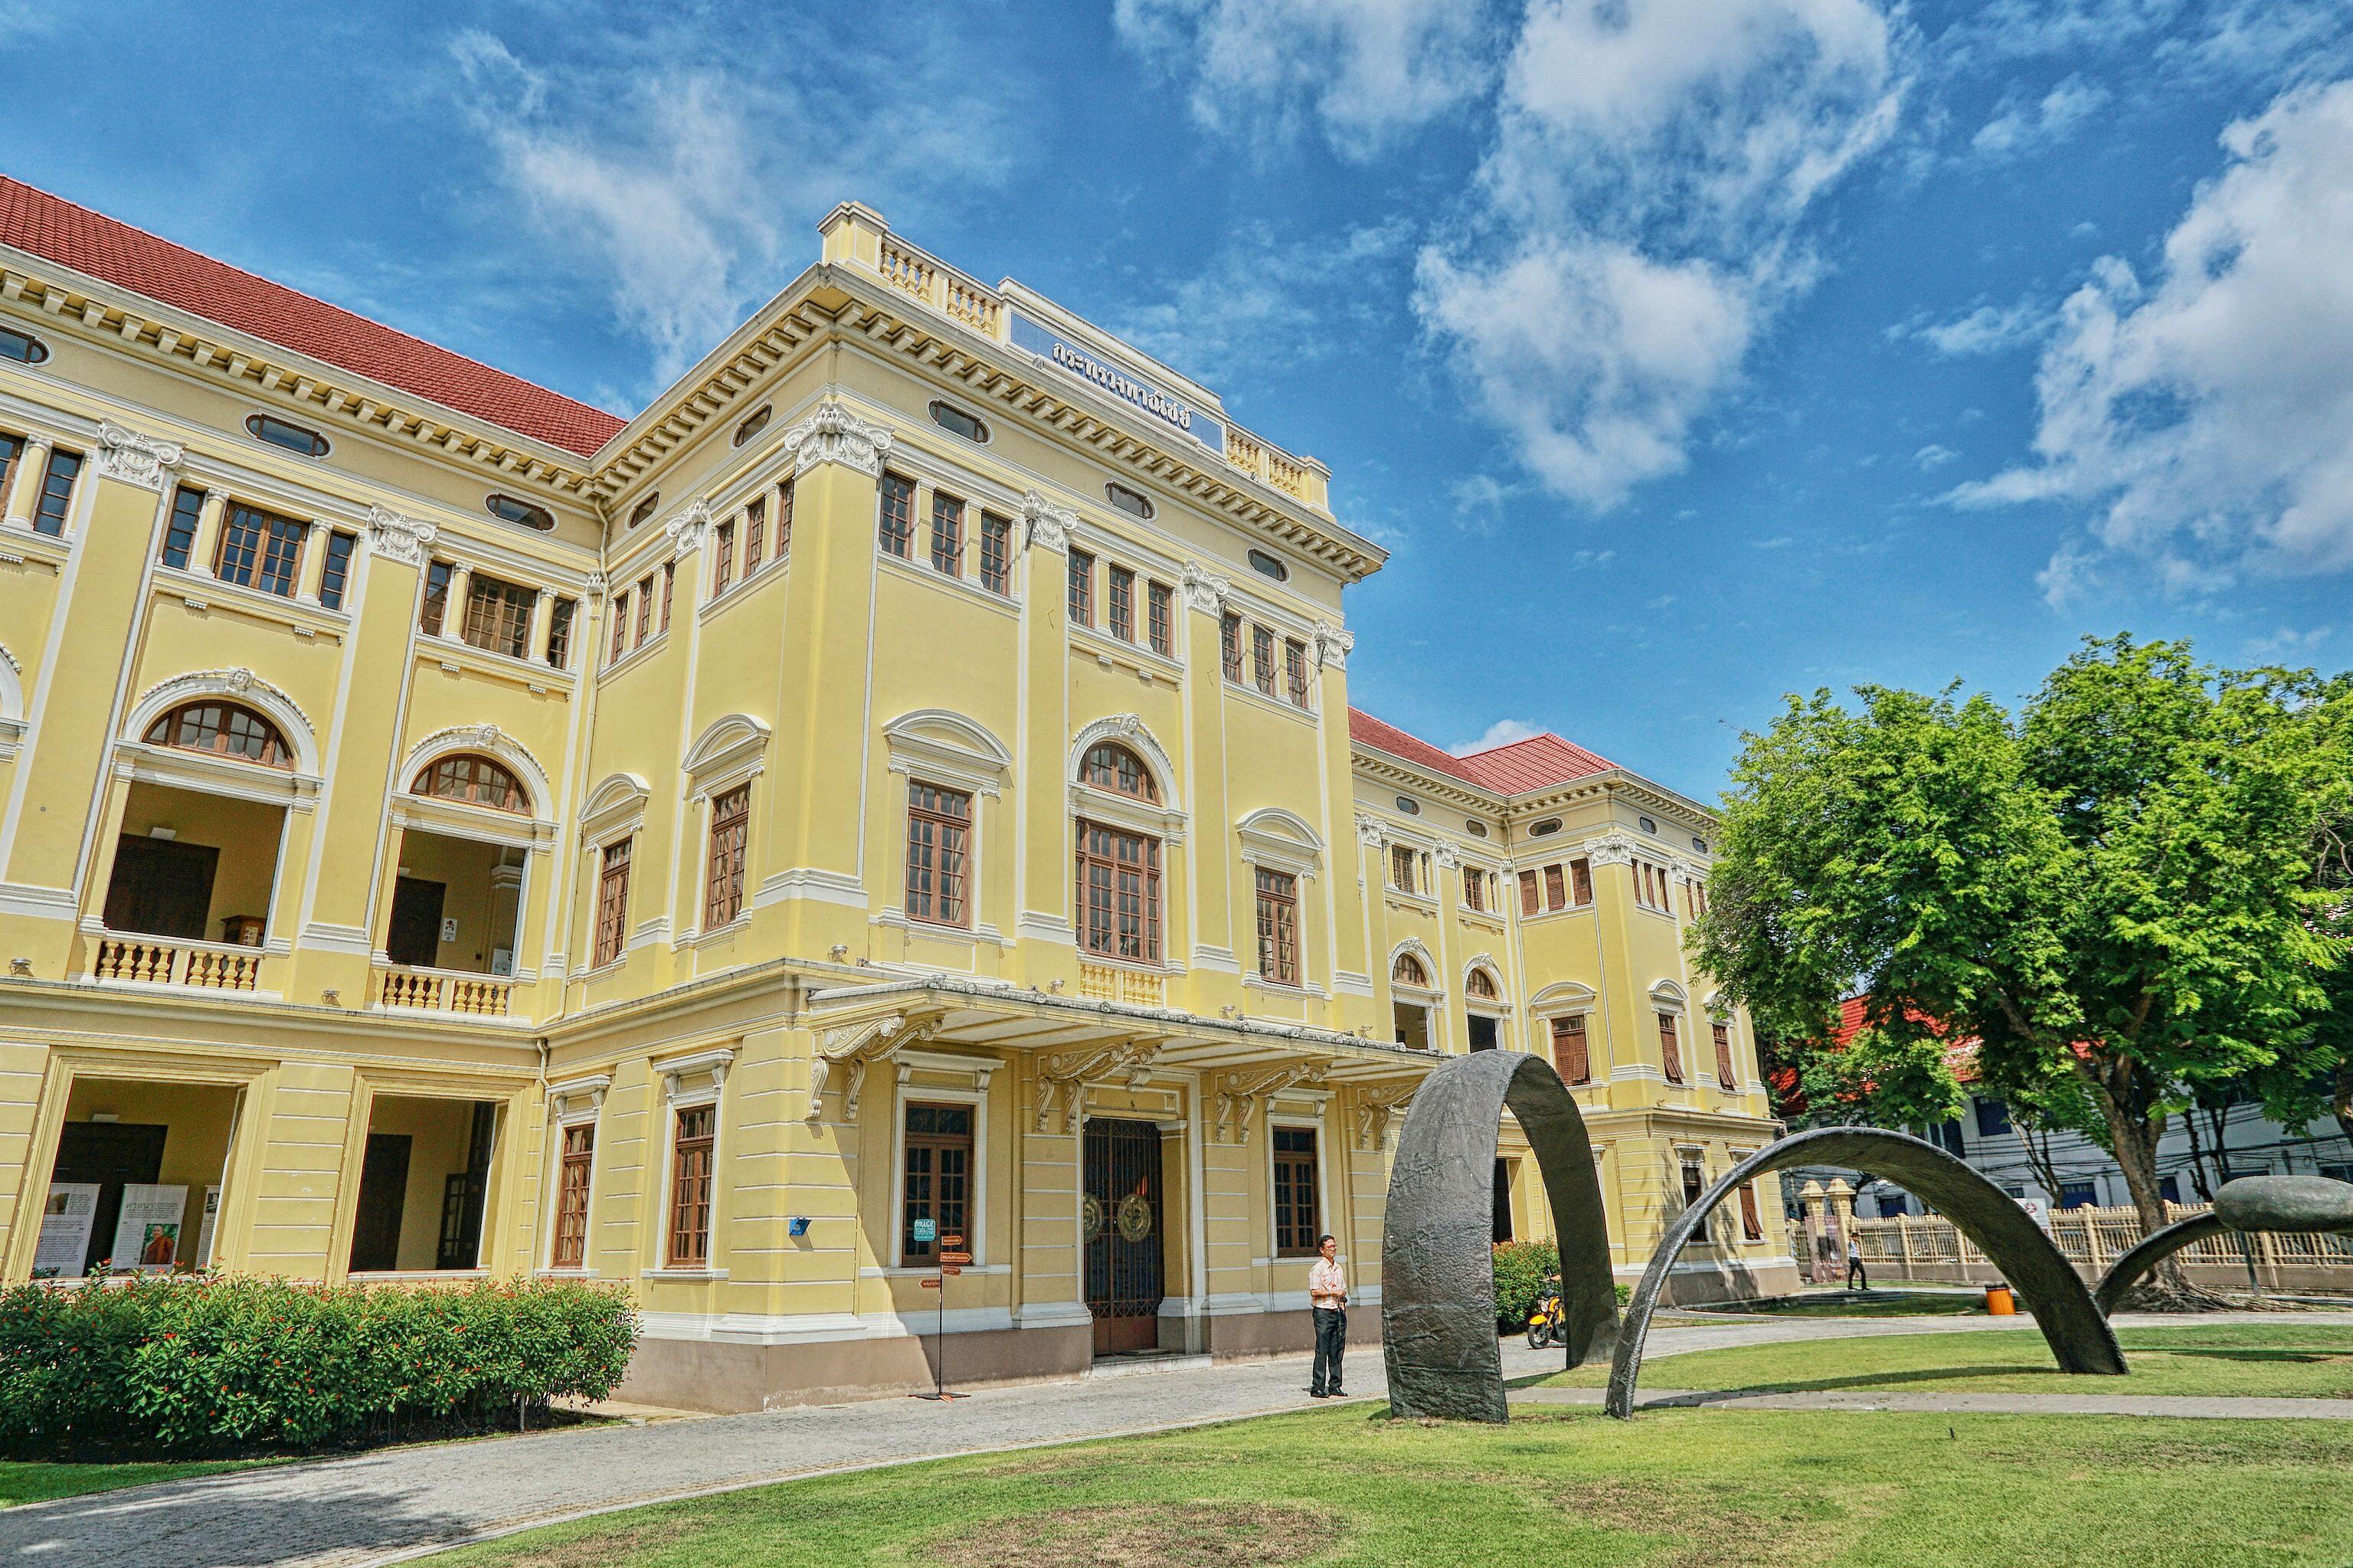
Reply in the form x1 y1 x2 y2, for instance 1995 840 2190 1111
1694 637 2347 1255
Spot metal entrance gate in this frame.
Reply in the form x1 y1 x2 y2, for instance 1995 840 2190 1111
1082 1117 1164 1355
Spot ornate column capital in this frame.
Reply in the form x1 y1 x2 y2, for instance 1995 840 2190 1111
1313 622 1354 670
94 421 184 492
779 398 895 478
1021 490 1075 553
1353 813 1386 847
665 498 712 557
1580 830 1639 868
1180 562 1232 614
365 506 437 567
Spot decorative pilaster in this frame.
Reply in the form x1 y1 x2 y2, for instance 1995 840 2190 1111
778 398 895 478
185 491 228 577
2 437 44 524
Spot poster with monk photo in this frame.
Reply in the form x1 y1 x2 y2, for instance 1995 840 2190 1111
110 1184 188 1273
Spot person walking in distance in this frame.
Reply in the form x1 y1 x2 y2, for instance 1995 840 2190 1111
1307 1234 1347 1397
1846 1233 1867 1291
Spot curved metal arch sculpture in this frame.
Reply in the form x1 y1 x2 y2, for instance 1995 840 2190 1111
2095 1174 2353 1313
1383 1050 1619 1422
1605 1127 2125 1419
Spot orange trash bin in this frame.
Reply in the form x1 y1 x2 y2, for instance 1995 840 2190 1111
1985 1285 2016 1314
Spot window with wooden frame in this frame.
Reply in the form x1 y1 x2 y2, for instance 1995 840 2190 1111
606 588 629 664
546 597 577 667
904 781 972 927
1389 843 1418 895
1219 612 1244 683
159 484 203 569
1571 857 1594 906
712 519 736 594
1107 565 1135 641
1713 1021 1737 1091
214 502 306 596
317 529 357 611
1634 859 1671 912
666 1105 715 1268
593 839 632 967
1079 741 1158 801
551 1122 594 1268
31 448 81 536
1543 863 1566 911
931 493 964 576
1147 581 1172 655
633 574 654 645
901 1102 973 1262
1550 1014 1591 1085
1067 548 1093 626
1075 819 1161 964
1271 1125 1320 1256
143 701 293 768
1392 951 1429 988
1463 867 1487 912
412 753 527 813
1284 639 1311 707
0 434 20 509
1254 866 1298 984
775 475 795 553
1518 869 1540 915
1737 1180 1765 1240
978 512 1012 594
743 496 764 573
1250 624 1278 696
461 573 536 659
660 563 675 630
878 473 915 558
1658 1012 1685 1084
1466 967 1500 1002
703 784 751 928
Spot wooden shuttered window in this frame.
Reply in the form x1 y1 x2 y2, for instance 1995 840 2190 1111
1550 1014 1591 1085
633 574 654 644
660 563 674 631
1107 565 1135 640
1147 581 1173 655
1389 844 1417 894
607 588 629 664
1254 867 1298 985
461 573 536 658
666 1105 715 1268
703 785 750 928
901 1101 974 1262
712 520 736 594
1713 1022 1737 1091
1219 613 1245 683
979 512 1013 594
1519 869 1539 915
931 493 964 576
1543 863 1566 911
1572 857 1593 906
1658 1012 1684 1084
743 496 764 572
1075 820 1161 964
1067 549 1093 625
1271 1126 1320 1257
879 473 915 557
1737 1180 1764 1240
551 1123 594 1268
1284 639 1310 707
216 502 306 596
904 782 972 926
546 597 577 667
1250 625 1278 696
593 840 632 967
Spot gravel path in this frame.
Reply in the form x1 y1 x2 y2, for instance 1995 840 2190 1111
9 1310 2348 1568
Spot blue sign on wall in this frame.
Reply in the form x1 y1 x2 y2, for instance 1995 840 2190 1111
911 1216 938 1245
1010 311 1226 456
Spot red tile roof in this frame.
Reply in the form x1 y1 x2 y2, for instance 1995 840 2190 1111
1347 708 1621 796
0 177 627 460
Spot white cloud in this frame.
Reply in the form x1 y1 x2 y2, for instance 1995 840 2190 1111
1415 0 1906 509
1451 719 1543 755
1893 298 2050 356
1952 80 2353 591
2242 625 2335 660
1970 74 2111 159
1111 0 1498 158
1913 443 1957 469
447 24 1018 389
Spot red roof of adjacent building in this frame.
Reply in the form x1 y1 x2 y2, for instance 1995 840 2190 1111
0 177 627 460
1347 708 1622 796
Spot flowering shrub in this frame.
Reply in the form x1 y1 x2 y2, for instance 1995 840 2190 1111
1491 1238 1560 1329
0 1274 636 1458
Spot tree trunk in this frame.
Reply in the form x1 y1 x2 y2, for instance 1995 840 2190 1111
2085 1054 2230 1309
2181 1111 2215 1203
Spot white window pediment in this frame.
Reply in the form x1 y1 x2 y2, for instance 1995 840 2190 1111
401 725 556 820
682 712 772 796
1236 806 1324 879
1650 978 1689 1013
1530 980 1599 1016
121 668 322 787
1069 715 1181 812
1461 954 1509 1013
581 771 651 844
884 709 1010 796
1388 938 1442 1003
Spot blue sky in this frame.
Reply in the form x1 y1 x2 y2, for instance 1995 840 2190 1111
10 1 2353 800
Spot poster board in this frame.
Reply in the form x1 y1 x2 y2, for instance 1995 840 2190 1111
33 1183 100 1277
111 1183 189 1272
195 1185 224 1269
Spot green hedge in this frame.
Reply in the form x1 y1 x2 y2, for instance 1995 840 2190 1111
0 1274 637 1458
1492 1238 1559 1327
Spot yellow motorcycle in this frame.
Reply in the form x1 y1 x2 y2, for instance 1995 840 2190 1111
1525 1278 1565 1350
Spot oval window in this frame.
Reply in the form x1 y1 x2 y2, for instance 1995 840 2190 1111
486 493 555 531
1692 836 1709 854
627 494 660 529
1394 795 1420 816
1106 482 1154 520
1527 817 1563 839
0 325 51 365
733 404 772 447
1466 820 1489 839
1638 815 1658 835
929 401 988 444
1246 549 1288 582
246 413 329 458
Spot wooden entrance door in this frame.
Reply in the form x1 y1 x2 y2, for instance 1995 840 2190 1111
349 1132 412 1272
1083 1118 1164 1355
103 836 218 939
386 878 445 967
50 1121 168 1275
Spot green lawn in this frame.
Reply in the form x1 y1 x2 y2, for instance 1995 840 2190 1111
0 1458 260 1507
1684 1289 1988 1319
1548 1324 2353 1398
424 1405 2353 1568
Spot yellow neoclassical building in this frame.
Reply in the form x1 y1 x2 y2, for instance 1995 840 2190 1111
0 181 1792 1409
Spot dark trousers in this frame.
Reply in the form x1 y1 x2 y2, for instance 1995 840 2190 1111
1847 1257 1867 1289
1311 1306 1347 1393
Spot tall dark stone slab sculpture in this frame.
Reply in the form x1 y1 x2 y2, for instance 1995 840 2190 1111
1382 1049 1618 1422
1605 1127 2125 1419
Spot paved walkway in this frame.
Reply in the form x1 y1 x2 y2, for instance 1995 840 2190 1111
9 1310 2348 1568
1518 1386 2353 1419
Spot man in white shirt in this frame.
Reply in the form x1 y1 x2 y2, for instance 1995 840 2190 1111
1307 1233 1347 1397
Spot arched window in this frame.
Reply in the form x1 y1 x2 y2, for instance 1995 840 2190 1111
142 701 293 769
1466 967 1500 1002
1080 741 1158 803
1392 952 1429 988
411 754 528 813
